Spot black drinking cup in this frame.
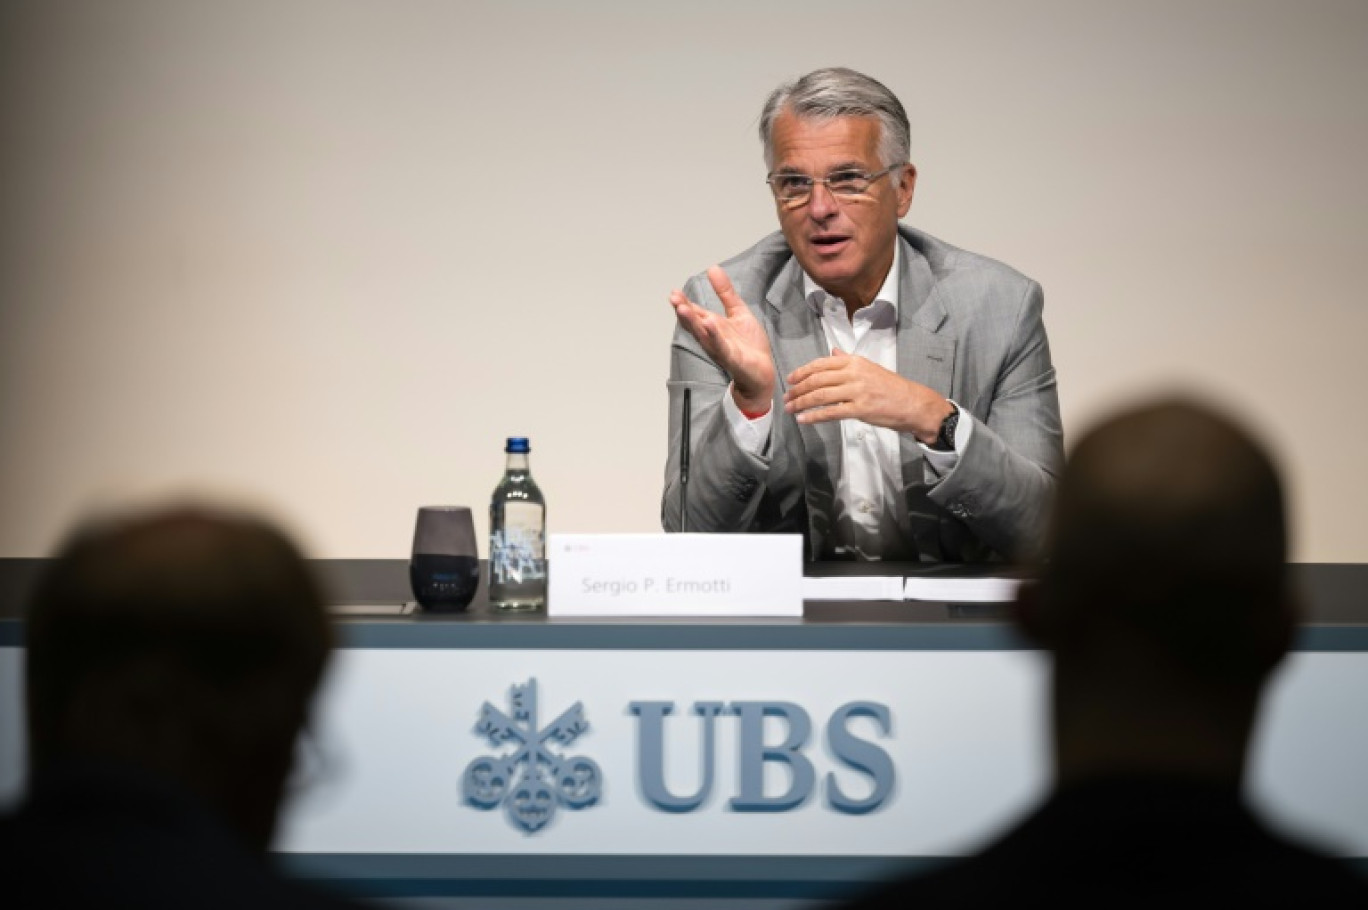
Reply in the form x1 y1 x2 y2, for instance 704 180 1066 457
410 506 480 612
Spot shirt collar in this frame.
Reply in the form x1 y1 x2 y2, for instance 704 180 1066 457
802 240 900 316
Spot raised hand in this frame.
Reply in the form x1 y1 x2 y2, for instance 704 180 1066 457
784 349 953 444
670 266 776 413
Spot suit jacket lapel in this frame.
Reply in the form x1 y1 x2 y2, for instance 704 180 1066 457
896 236 956 561
895 237 954 394
766 257 840 558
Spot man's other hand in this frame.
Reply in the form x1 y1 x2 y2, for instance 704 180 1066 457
784 349 953 444
670 266 776 414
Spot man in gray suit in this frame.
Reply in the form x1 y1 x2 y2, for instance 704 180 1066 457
664 67 1063 561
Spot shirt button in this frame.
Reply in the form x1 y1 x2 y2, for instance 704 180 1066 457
859 500 874 514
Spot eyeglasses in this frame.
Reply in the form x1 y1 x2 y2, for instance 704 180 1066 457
765 165 898 207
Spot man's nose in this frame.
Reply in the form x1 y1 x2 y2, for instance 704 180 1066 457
807 181 839 220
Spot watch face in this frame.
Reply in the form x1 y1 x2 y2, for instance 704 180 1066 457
935 408 959 451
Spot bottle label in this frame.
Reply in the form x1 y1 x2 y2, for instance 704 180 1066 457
491 501 546 584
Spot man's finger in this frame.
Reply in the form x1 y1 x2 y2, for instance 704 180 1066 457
787 383 849 415
787 354 848 387
672 294 742 364
670 294 714 340
669 290 694 319
671 291 716 326
706 266 750 319
784 368 846 404
795 401 852 425
670 288 708 312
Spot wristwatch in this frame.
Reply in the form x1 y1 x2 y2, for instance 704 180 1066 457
931 402 959 452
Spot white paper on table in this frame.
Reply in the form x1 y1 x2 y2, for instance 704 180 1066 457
327 603 415 616
802 576 907 601
902 576 1022 603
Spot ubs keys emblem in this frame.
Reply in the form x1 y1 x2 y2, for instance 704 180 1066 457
462 679 601 833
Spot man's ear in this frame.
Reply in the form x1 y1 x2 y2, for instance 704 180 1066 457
1011 580 1053 649
894 163 916 218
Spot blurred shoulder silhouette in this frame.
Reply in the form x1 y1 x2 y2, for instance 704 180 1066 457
0 505 362 909
846 398 1368 906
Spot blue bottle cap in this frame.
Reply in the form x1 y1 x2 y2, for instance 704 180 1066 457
505 437 530 454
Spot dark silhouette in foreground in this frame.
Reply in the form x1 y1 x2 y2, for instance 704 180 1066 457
1 506 360 908
847 399 1368 906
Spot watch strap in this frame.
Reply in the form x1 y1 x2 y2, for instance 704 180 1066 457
931 403 959 452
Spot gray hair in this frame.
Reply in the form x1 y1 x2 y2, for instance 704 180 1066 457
759 68 911 171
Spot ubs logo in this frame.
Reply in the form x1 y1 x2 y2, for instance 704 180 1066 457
461 679 602 833
463 679 895 833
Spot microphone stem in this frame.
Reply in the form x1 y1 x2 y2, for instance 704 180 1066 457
680 388 691 533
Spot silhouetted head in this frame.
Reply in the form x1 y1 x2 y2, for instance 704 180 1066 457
24 505 332 850
1016 399 1295 782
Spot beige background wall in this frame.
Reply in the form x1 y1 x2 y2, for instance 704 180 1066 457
2 0 1365 561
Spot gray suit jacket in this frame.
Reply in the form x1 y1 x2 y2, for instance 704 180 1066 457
662 225 1064 562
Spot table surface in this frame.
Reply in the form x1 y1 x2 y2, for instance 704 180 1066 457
2 558 1364 627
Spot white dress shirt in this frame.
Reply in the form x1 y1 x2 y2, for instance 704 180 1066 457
721 246 975 559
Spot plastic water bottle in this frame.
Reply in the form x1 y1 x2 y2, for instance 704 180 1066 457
488 437 547 611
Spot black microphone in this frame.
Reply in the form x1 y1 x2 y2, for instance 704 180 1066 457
680 387 691 533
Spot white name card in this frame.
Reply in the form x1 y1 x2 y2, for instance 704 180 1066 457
547 533 803 617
